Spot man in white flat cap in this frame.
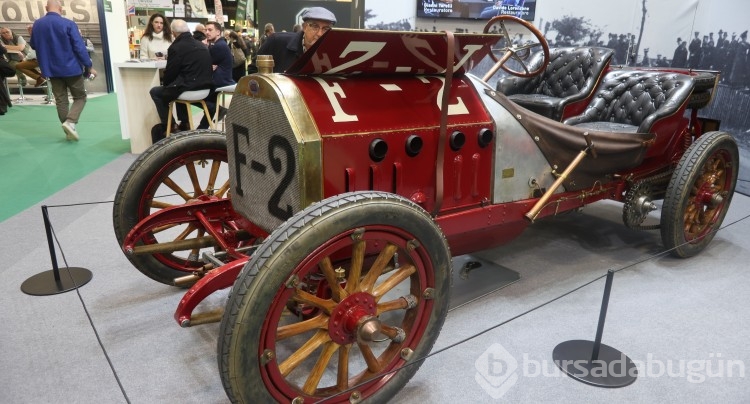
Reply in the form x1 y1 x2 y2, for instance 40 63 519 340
257 6 337 72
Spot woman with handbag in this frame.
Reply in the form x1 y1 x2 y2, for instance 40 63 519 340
226 30 248 82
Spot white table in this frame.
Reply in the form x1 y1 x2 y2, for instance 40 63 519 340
113 60 165 154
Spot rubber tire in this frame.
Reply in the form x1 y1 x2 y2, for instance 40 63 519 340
691 71 717 93
660 131 739 258
687 91 712 110
218 191 451 403
113 130 228 285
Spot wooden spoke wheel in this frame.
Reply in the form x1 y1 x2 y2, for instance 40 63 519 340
661 131 739 258
218 192 451 403
483 15 549 78
113 131 257 285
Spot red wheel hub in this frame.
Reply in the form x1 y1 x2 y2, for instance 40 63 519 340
328 292 377 345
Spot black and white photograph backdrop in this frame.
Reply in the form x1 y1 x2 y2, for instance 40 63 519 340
364 0 750 195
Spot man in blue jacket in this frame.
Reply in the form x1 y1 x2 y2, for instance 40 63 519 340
190 21 234 129
30 0 96 141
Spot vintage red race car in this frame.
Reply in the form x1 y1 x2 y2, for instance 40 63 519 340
113 16 738 403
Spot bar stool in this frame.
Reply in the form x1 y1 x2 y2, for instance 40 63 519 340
166 89 214 137
15 79 26 103
42 79 54 105
213 84 236 131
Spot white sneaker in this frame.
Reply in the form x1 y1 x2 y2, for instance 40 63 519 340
62 121 79 141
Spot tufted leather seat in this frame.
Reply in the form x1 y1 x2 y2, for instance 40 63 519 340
563 70 695 134
496 47 614 121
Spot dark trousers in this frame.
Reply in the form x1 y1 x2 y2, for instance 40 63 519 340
0 77 11 115
149 85 182 125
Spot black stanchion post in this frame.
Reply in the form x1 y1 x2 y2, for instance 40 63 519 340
552 269 637 387
20 205 93 296
590 269 614 361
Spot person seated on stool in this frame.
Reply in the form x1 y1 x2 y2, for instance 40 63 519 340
0 26 30 87
149 19 213 140
15 25 46 87
176 21 234 130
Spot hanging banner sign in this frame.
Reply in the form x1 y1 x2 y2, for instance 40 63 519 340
0 0 99 23
214 0 223 23
126 0 173 9
187 0 210 18
236 0 247 21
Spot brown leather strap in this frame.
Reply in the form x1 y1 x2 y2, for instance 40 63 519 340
433 30 455 217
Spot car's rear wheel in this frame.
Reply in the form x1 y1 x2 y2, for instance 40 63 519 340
660 131 738 257
218 191 451 403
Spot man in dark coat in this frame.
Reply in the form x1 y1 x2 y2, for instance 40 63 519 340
149 19 213 134
258 7 337 73
671 38 688 68
688 31 702 68
1 43 13 115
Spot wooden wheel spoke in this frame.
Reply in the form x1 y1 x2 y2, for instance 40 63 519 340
361 243 399 293
377 295 417 315
337 344 351 390
278 330 330 377
151 222 183 234
345 239 366 293
206 160 222 195
319 257 347 302
373 264 416 300
150 200 174 209
173 223 198 241
215 180 231 198
185 162 204 197
293 289 337 315
189 229 205 257
277 315 328 340
358 342 382 373
161 177 193 201
302 341 339 394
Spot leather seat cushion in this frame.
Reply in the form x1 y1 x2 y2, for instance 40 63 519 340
507 94 562 117
568 121 639 133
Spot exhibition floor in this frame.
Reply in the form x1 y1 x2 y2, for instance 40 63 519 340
1 153 748 403
0 93 129 222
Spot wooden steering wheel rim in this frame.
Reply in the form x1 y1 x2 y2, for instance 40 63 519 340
483 15 550 78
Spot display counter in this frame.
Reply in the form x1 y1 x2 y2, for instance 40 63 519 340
113 60 165 154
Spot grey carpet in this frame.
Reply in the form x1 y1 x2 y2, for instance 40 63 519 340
1 153 748 403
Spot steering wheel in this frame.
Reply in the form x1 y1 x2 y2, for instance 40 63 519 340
483 15 550 79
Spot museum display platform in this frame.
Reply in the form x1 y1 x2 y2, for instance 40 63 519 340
1 154 748 403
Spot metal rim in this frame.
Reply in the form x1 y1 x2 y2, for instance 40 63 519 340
682 148 733 242
259 225 435 402
136 148 234 272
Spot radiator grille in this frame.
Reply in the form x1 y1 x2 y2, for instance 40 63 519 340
226 94 301 233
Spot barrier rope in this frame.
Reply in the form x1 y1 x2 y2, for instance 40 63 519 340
39 191 750 404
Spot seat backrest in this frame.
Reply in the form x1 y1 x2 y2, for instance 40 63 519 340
563 70 695 132
497 46 614 98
